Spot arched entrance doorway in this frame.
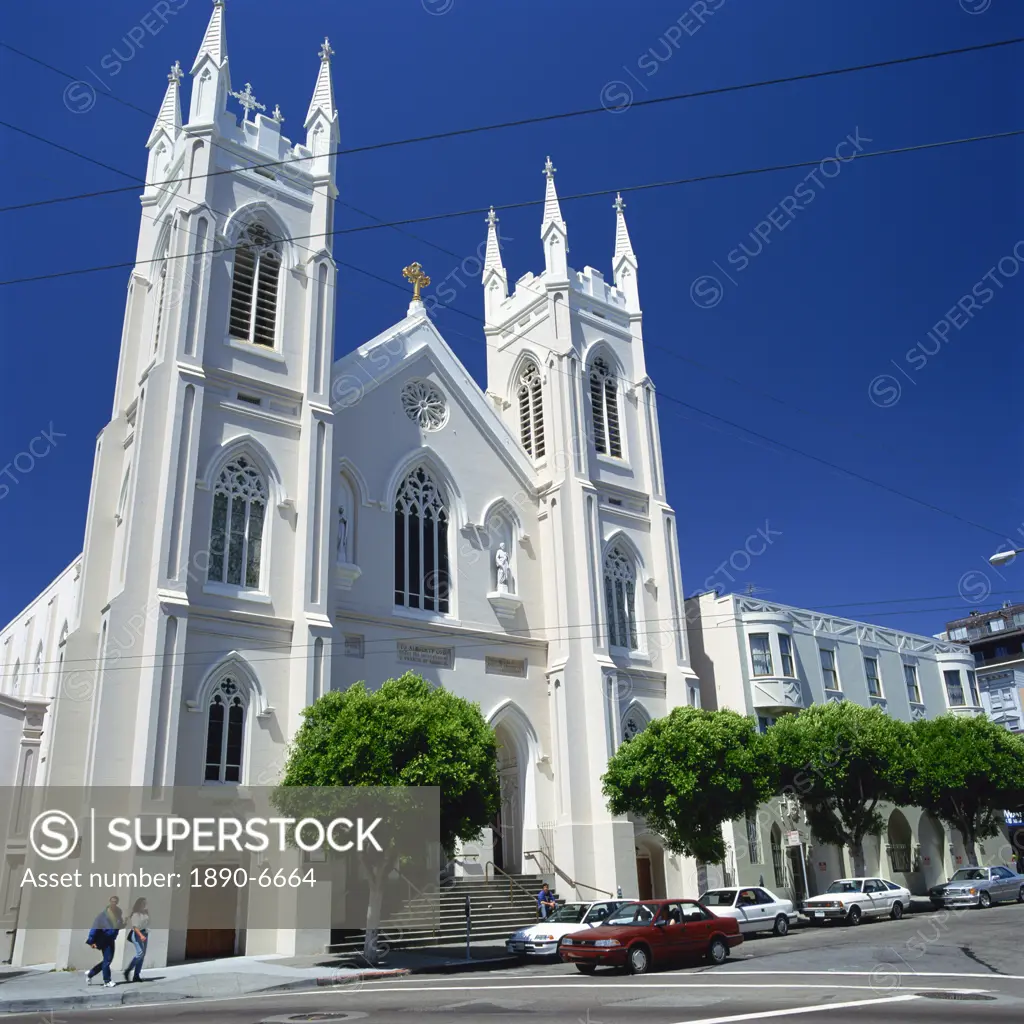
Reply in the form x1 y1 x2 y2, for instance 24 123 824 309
886 810 914 885
919 812 945 889
634 832 666 900
493 721 522 874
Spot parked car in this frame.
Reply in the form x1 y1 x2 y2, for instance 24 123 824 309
929 866 1024 909
699 885 798 936
801 877 911 926
558 898 742 975
505 899 633 958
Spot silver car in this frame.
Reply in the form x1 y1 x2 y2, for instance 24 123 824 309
929 866 1024 908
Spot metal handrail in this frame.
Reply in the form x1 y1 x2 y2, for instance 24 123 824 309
483 860 544 905
524 849 614 899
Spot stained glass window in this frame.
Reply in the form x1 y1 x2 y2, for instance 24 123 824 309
605 545 638 650
208 455 267 589
394 467 450 613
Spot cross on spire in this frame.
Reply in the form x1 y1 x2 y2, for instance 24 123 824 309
319 37 334 62
168 60 183 84
402 262 430 301
486 206 498 229
230 82 265 122
543 155 556 179
613 192 626 213
271 104 284 124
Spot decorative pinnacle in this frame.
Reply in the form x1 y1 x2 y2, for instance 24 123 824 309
272 104 284 124
230 82 266 122
402 262 430 301
319 37 334 62
486 206 498 228
168 60 183 84
613 192 626 213
543 155 556 179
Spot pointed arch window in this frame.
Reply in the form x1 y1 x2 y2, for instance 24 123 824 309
604 545 638 650
208 455 267 588
517 361 545 458
153 232 170 353
204 678 246 783
589 357 622 457
229 223 281 347
394 467 450 613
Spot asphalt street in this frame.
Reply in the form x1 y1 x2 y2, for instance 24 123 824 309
5 902 1022 1022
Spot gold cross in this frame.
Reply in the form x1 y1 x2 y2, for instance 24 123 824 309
402 262 430 301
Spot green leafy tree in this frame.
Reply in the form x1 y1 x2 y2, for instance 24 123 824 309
602 706 775 864
764 701 913 877
278 673 500 962
907 715 1024 866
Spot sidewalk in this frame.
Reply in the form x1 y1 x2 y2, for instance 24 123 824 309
0 942 519 1015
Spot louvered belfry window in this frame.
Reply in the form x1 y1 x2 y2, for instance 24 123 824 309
590 357 622 457
517 361 545 458
229 224 281 347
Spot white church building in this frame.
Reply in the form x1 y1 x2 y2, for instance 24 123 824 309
1 3 1011 968
0 3 702 966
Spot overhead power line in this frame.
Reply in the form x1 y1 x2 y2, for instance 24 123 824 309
0 36 1019 214
2 128 1021 286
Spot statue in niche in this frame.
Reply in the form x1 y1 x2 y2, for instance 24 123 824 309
336 505 349 562
495 542 511 593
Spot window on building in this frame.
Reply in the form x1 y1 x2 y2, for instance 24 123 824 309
864 657 883 698
988 618 1007 633
995 646 1010 659
944 670 965 707
517 361 545 458
779 634 795 676
589 357 622 458
975 651 986 665
904 663 921 704
394 466 450 613
204 678 245 783
820 648 840 690
604 545 638 650
770 828 786 889
746 814 761 864
757 715 776 734
966 670 980 706
1013 611 1024 628
229 223 281 347
749 634 773 676
948 626 968 641
208 455 267 588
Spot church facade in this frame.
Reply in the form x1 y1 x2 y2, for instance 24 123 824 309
0 3 702 967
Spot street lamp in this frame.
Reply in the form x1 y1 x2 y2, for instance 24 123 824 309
989 549 1023 567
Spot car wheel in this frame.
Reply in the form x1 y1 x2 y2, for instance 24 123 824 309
628 944 651 975
846 905 862 926
773 914 789 936
979 891 992 909
890 900 904 921
1017 885 1024 904
575 964 596 975
708 936 729 964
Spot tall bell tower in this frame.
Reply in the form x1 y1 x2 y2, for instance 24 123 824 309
481 161 700 898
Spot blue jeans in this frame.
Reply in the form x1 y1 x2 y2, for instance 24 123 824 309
88 943 115 983
126 931 147 980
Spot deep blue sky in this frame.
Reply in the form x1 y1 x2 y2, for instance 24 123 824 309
1 0 1021 633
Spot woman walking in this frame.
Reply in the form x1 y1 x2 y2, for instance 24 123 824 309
124 898 150 983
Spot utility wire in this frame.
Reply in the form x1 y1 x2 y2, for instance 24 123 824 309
0 36 1019 213
2 128 1021 286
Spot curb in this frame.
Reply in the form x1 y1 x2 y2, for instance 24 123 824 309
0 969 409 1015
408 955 522 974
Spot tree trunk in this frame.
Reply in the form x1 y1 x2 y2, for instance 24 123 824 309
362 862 389 965
964 831 979 867
850 839 866 877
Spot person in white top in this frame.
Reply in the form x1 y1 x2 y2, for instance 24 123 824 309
123 898 150 983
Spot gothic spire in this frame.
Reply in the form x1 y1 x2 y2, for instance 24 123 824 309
612 193 639 310
191 0 228 74
541 156 564 231
147 61 183 149
613 193 636 264
483 207 504 274
482 207 508 318
305 37 337 129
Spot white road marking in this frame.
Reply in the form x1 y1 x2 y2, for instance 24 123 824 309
664 994 921 1024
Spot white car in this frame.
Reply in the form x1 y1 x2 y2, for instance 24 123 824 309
699 885 798 936
505 899 632 958
802 877 911 926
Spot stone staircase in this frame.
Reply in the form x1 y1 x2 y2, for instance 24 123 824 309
325 873 554 954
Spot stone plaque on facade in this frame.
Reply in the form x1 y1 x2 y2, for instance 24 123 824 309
397 642 454 669
485 656 527 677
343 634 364 658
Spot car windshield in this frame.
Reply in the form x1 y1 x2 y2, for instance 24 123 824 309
544 904 588 923
700 890 737 906
604 902 660 926
826 880 863 893
950 869 986 881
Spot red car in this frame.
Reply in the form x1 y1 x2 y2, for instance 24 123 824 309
558 898 742 975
